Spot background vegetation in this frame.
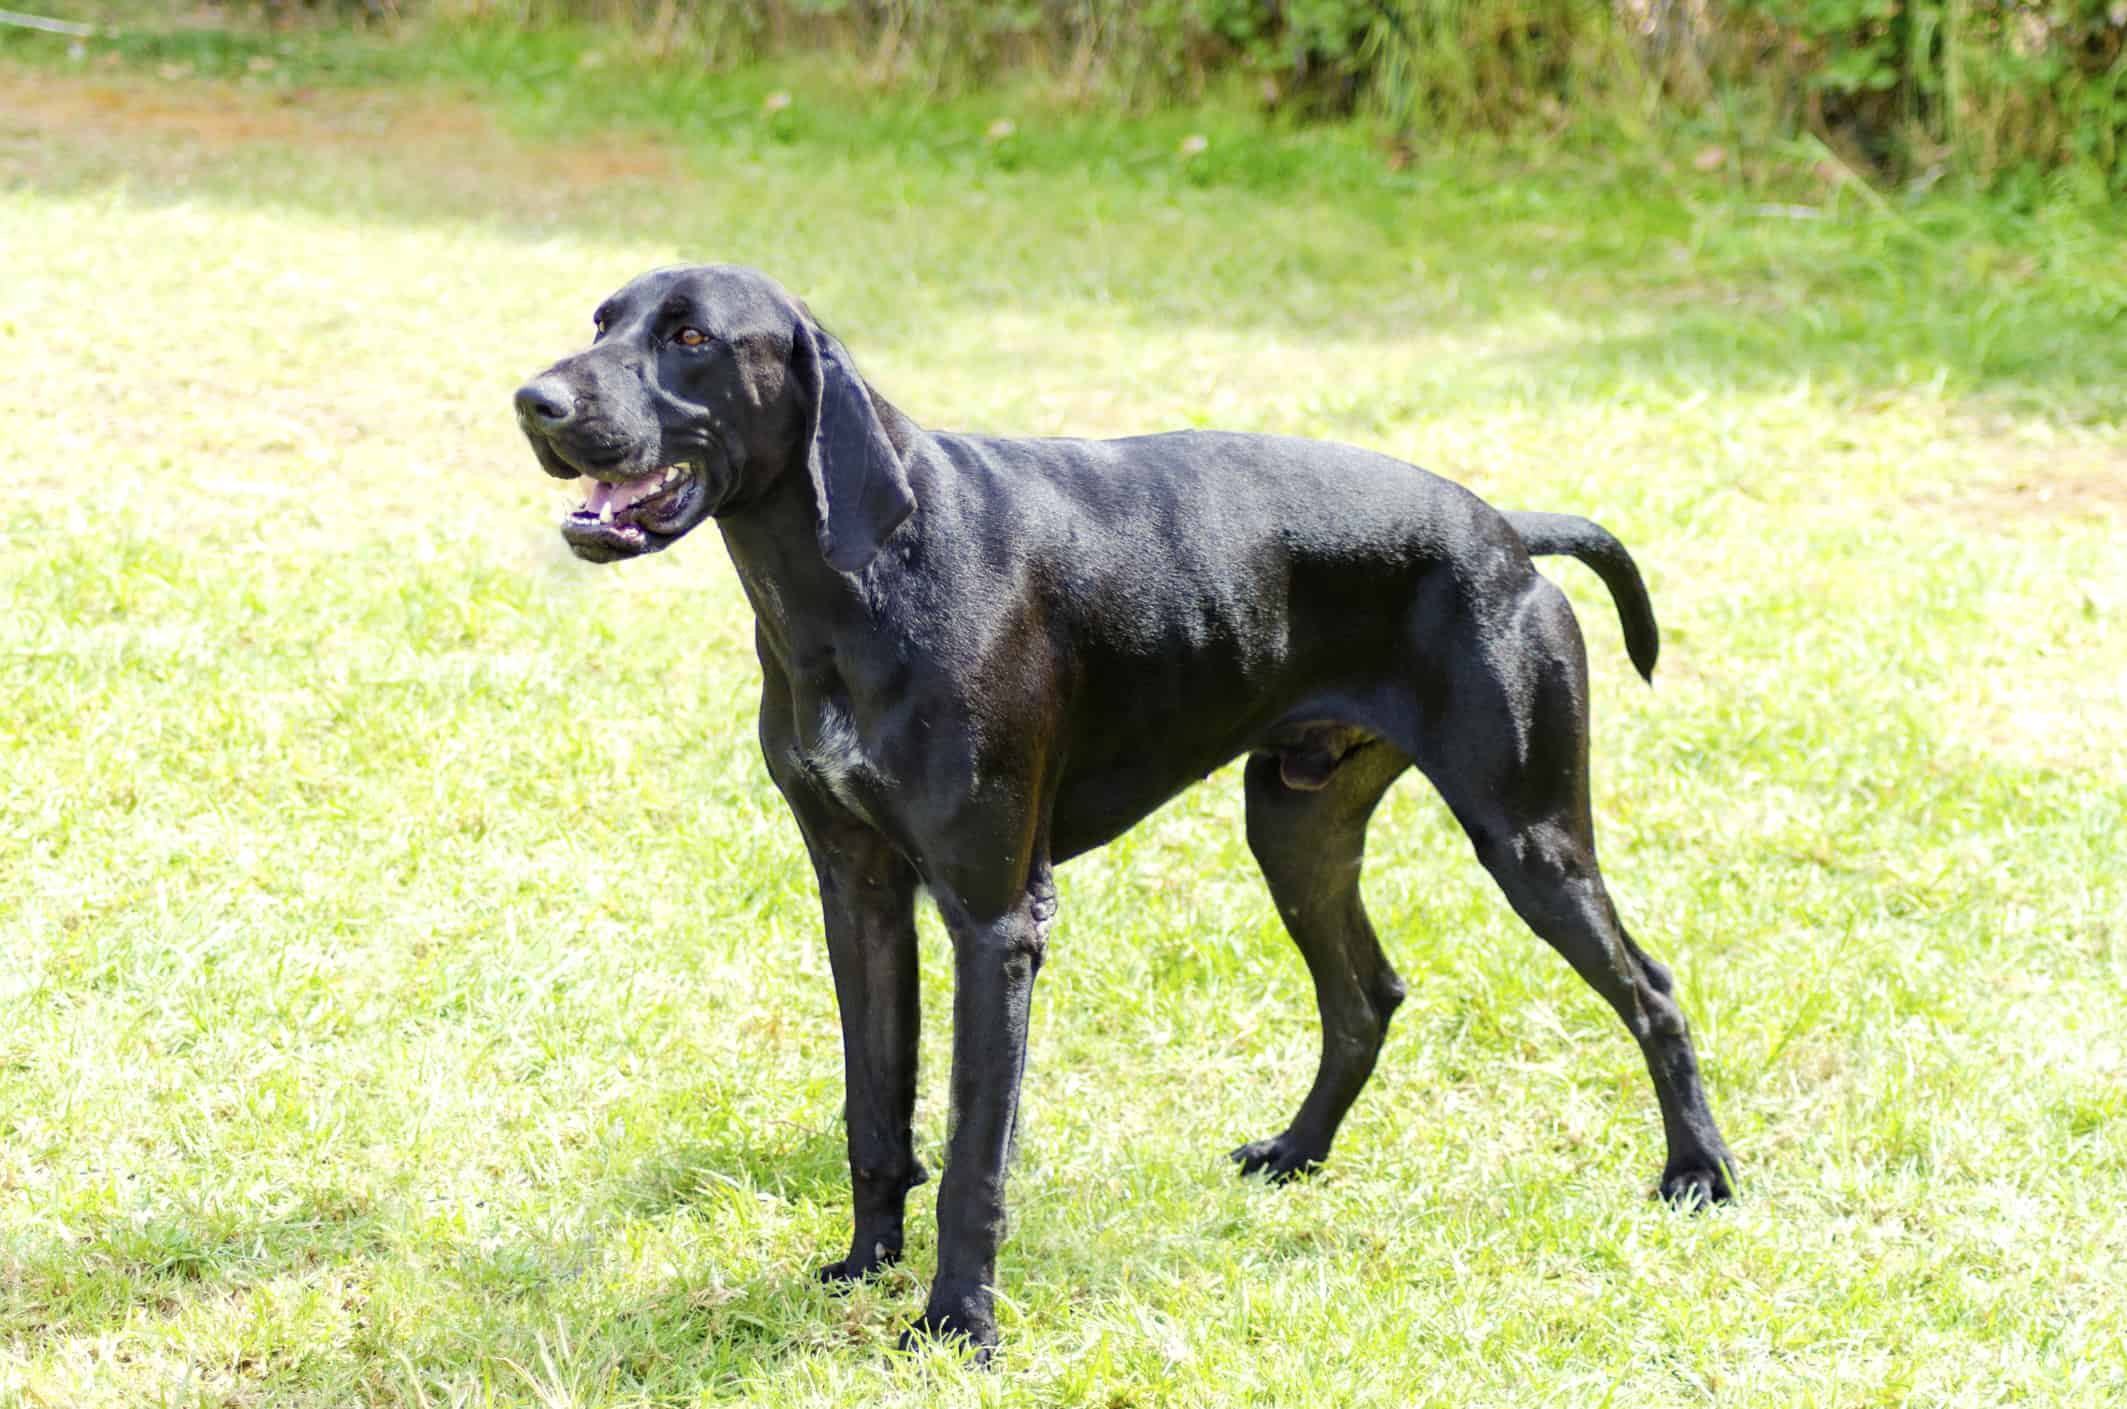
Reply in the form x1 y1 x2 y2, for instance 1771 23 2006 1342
89 0 2127 194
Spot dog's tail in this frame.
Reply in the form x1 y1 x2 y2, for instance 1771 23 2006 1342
1505 511 1660 684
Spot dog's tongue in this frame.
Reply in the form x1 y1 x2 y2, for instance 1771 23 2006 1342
582 474 660 517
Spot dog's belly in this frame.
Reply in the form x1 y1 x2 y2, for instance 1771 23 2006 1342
1047 709 1385 863
1048 765 1212 862
1044 676 1274 861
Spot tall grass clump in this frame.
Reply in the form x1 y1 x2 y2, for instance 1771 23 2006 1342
1724 1 2127 194
400 0 1652 120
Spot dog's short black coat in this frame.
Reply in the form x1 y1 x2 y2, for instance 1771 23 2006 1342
515 265 1735 1357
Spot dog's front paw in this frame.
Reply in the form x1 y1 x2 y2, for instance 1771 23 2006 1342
816 1237 901 1288
1230 1135 1327 1184
897 1280 997 1365
1658 1158 1737 1209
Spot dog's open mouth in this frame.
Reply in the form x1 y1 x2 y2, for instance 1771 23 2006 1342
560 462 704 559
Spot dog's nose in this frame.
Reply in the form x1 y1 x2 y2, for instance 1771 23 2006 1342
515 378 575 426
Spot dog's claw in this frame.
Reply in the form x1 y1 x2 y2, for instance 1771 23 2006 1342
1658 1162 1737 1209
1230 1136 1327 1184
816 1258 867 1288
896 1321 994 1367
816 1242 900 1288
898 1287 998 1366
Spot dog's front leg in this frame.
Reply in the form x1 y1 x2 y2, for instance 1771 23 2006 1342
904 875 1054 1360
774 783 931 1294
799 824 926 1286
816 852 926 1282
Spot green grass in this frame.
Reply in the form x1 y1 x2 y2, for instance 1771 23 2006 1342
3 28 2127 1408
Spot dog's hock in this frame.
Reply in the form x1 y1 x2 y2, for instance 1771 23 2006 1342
796 320 915 573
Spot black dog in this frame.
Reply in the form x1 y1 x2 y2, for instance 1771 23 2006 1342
515 265 1734 1356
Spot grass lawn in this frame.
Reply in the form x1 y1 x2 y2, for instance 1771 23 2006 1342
2 26 2125 1408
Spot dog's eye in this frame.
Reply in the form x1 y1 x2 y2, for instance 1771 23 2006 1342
675 327 707 348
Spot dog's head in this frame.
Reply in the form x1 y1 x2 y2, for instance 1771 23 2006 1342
514 265 912 569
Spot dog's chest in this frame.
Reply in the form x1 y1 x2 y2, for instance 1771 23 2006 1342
795 699 878 815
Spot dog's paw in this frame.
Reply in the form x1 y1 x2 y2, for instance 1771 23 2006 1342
897 1282 997 1366
1658 1160 1737 1210
1229 1135 1327 1184
816 1239 901 1289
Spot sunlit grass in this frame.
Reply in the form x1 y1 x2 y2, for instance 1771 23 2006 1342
1 44 2124 1409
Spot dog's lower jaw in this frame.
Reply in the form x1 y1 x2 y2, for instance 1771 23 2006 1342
899 1278 998 1364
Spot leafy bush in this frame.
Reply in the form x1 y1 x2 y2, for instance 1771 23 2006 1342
208 1 2127 189
1729 1 2127 186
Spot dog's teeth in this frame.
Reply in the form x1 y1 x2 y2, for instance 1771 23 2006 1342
598 502 614 523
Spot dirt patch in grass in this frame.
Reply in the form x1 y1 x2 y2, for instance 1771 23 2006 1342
0 70 674 191
1962 667 2127 781
1936 421 2127 524
1941 427 2127 781
1964 467 2127 521
14 78 481 149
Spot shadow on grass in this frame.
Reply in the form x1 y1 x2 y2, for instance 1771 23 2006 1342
1 1130 863 1387
616 1120 849 1218
414 1128 903 1394
0 1185 391 1337
401 1256 891 1398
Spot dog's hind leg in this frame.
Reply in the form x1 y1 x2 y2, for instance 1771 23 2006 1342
1232 739 1412 1181
1417 578 1735 1205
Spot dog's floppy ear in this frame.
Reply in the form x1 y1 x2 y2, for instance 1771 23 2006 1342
792 317 914 573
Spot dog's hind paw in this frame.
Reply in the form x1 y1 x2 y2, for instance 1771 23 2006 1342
1658 1161 1737 1209
1229 1135 1327 1184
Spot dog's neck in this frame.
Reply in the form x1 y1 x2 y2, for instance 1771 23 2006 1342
717 388 927 685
